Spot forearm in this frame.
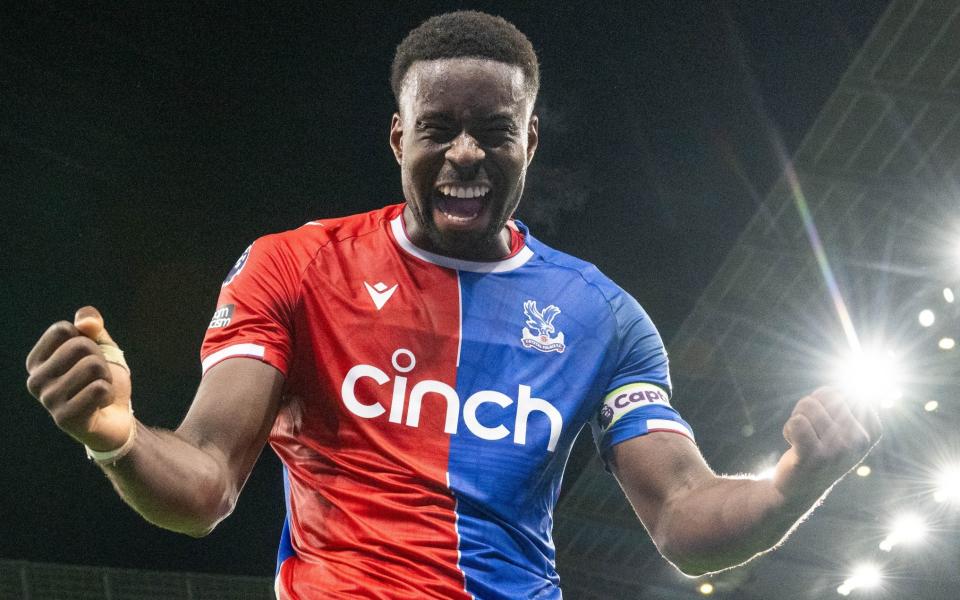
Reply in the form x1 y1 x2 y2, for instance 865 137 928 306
98 421 237 537
26 316 281 538
654 475 827 575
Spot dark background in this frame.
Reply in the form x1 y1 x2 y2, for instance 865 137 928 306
2 1 888 576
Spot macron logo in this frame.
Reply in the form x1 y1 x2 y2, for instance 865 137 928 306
364 281 398 310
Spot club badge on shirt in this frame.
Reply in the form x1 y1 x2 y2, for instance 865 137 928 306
521 300 566 353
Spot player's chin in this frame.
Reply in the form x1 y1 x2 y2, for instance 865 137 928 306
429 213 505 256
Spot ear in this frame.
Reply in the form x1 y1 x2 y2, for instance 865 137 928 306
525 114 539 166
389 113 403 165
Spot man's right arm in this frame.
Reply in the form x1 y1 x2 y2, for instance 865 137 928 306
25 309 284 537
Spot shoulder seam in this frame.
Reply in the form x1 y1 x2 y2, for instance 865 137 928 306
531 252 621 340
292 212 392 309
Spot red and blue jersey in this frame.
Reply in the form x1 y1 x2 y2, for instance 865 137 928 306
200 203 694 599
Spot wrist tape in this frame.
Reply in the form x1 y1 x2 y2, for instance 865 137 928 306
84 338 134 465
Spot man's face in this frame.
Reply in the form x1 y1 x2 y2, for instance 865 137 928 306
390 58 538 260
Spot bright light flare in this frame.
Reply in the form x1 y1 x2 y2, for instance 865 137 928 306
755 465 777 480
879 513 926 551
934 466 960 503
944 287 955 303
698 582 714 595
924 400 939 412
856 465 872 477
918 309 935 327
939 337 955 350
837 564 882 596
833 349 904 407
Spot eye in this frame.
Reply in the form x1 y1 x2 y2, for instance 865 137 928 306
478 126 516 146
416 120 454 141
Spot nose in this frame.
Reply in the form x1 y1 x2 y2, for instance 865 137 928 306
445 132 485 178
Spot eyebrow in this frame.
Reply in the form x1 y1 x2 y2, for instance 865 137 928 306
484 113 517 123
417 110 517 123
417 111 456 122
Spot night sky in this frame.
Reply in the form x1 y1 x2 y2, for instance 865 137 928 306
3 1 888 577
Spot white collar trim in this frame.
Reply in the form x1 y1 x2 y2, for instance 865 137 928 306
390 216 533 273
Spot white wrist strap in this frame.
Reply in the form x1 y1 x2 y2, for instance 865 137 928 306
85 410 136 465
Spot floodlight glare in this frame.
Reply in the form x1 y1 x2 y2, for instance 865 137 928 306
934 467 960 503
856 465 872 477
698 582 714 595
939 337 956 350
833 349 903 406
924 400 939 412
755 466 777 480
945 287 955 303
837 564 882 596
918 309 935 327
879 513 926 552
881 389 902 409
853 564 882 587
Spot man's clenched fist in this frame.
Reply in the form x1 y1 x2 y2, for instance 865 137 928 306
773 387 882 505
25 307 134 452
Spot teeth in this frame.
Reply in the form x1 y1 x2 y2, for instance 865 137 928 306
438 185 490 198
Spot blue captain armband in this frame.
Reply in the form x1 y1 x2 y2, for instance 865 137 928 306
596 382 695 460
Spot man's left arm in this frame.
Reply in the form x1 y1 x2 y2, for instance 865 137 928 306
610 386 881 576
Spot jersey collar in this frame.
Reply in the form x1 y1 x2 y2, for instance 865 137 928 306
389 215 534 273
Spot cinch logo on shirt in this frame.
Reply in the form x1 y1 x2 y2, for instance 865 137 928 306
340 349 563 452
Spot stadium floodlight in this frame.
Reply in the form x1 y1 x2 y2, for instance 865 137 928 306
837 564 882 596
833 348 903 407
698 582 714 595
856 465 872 477
934 467 960 503
918 309 935 327
939 337 956 350
878 513 926 552
924 400 939 412
945 287 955 304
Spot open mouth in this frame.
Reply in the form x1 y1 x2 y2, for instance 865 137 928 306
434 184 491 223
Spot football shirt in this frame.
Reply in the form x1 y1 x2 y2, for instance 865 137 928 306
201 203 694 599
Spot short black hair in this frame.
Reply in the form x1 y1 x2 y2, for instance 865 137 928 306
391 10 539 107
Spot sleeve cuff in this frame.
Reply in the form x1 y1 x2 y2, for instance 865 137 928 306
201 342 288 376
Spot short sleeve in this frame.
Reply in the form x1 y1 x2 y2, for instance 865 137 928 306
200 235 299 377
590 290 694 465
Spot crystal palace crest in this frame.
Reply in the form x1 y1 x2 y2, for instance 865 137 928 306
521 300 566 353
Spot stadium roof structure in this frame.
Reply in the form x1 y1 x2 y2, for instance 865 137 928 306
555 1 960 598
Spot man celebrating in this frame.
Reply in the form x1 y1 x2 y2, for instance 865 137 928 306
25 11 880 599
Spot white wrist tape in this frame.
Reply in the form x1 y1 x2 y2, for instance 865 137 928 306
84 336 135 465
85 416 137 465
98 341 129 372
